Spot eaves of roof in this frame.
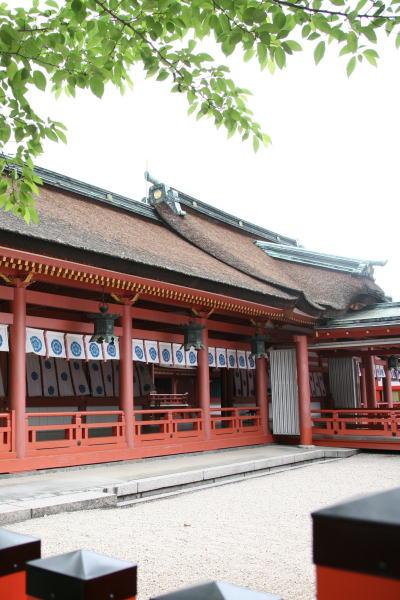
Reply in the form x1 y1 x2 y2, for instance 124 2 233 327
319 302 400 329
256 241 386 275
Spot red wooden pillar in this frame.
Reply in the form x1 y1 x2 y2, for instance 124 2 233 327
364 355 377 409
360 366 367 407
120 301 134 448
383 364 394 408
197 322 211 440
255 356 271 439
294 335 313 446
10 282 27 459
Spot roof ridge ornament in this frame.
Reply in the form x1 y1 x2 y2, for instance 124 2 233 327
145 171 186 217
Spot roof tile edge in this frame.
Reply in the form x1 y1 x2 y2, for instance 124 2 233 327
256 241 387 276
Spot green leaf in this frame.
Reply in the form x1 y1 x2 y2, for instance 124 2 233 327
0 124 11 144
156 69 169 81
71 0 83 14
314 41 325 64
346 56 356 77
273 11 286 30
243 48 255 62
33 70 47 91
89 77 104 98
396 32 400 49
355 0 368 11
286 40 302 52
274 47 286 69
363 48 379 66
362 27 377 43
347 32 358 52
0 29 13 46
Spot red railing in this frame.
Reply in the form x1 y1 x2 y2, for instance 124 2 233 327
134 408 203 444
26 411 126 454
0 412 14 455
143 393 190 408
210 407 262 436
311 409 400 439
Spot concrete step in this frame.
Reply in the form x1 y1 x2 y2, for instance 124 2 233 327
0 447 357 524
0 491 116 525
112 447 357 506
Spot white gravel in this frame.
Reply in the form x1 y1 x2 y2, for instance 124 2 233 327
9 453 400 600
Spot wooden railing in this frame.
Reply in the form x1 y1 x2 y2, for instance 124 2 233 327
311 408 400 439
26 411 126 454
0 412 14 455
143 393 190 408
134 408 203 444
210 407 262 436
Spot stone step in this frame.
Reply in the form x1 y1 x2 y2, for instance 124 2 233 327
112 448 357 506
0 447 357 524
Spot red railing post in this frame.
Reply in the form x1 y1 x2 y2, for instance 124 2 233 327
10 410 15 453
0 529 41 600
168 410 174 439
74 413 82 446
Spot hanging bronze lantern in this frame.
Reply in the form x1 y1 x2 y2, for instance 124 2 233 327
182 322 205 351
88 304 119 344
388 355 399 370
250 333 270 359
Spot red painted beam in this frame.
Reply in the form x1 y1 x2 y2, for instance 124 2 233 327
0 245 316 325
315 326 400 340
21 289 254 336
0 311 251 349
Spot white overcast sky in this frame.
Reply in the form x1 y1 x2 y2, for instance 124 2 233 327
23 29 400 301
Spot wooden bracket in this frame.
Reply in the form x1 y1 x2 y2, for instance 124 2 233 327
191 306 214 319
0 272 34 287
111 292 140 305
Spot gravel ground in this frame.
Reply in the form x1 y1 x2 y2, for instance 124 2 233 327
10 453 400 600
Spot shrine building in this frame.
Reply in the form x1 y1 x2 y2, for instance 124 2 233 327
0 166 398 474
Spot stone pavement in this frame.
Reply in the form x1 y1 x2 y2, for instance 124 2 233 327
0 444 357 524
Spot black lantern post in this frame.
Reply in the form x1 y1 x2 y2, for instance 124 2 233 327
88 303 119 345
182 322 205 350
250 333 270 359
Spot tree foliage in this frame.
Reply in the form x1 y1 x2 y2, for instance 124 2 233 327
0 0 399 221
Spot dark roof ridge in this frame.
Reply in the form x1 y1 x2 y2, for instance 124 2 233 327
32 165 159 222
35 164 298 246
176 190 298 246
